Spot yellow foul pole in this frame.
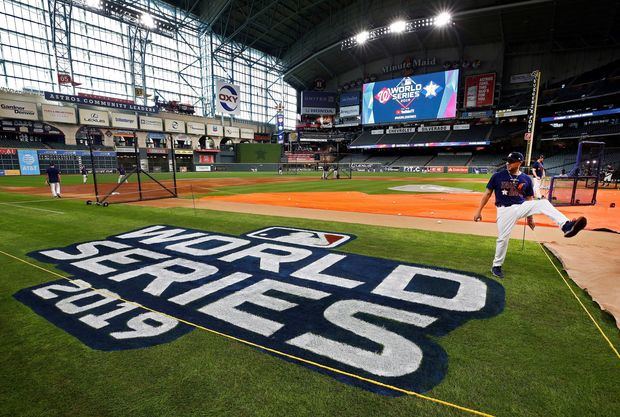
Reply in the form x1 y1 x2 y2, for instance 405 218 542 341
525 70 541 168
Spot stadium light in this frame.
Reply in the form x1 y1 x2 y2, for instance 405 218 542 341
141 13 156 28
355 31 369 44
389 20 407 33
434 12 452 27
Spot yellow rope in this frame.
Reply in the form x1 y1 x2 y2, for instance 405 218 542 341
1 249 495 417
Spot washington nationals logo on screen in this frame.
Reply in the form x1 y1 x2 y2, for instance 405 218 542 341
362 70 459 125
15 225 504 395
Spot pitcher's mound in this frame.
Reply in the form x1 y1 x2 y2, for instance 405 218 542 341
390 184 477 193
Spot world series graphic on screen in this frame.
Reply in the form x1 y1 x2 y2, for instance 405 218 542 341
362 70 459 124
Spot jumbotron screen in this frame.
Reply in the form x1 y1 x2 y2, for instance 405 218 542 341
362 69 459 125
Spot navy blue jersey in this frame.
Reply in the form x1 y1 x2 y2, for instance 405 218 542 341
532 161 544 178
81 167 87 175
486 170 533 207
46 167 60 183
118 167 126 175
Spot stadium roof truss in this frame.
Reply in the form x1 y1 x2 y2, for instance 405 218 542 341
167 0 619 90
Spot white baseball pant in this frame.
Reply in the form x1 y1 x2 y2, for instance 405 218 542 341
493 199 569 267
532 177 542 199
49 182 61 197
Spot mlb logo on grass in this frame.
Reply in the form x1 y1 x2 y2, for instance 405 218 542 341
246 227 352 248
15 225 504 395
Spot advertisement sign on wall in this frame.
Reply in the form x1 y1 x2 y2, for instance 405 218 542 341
224 126 240 138
339 92 360 107
18 149 40 175
186 122 205 135
164 119 185 133
0 100 38 120
362 70 459 125
42 105 76 124
418 125 450 132
79 109 109 126
139 116 163 131
198 154 214 164
216 80 241 116
111 113 138 129
340 105 360 118
207 124 223 137
464 73 496 108
301 91 337 115
240 128 254 140
44 92 158 113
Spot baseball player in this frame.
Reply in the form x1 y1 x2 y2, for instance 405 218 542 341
80 165 88 184
45 162 61 198
474 151 587 278
531 155 545 199
117 165 128 184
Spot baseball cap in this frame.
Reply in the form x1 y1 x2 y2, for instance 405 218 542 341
503 152 524 163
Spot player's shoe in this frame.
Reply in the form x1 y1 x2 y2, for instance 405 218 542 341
491 266 504 279
562 217 587 237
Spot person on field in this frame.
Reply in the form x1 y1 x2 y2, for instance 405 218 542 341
46 162 61 198
117 165 128 184
531 155 545 199
474 151 587 279
80 165 88 184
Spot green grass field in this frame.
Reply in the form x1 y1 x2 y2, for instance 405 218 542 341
0 170 489 188
0 180 618 417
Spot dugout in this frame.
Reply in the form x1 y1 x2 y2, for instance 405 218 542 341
0 120 65 147
76 126 103 147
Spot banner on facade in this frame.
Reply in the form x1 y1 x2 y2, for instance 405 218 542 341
301 91 337 115
42 105 76 124
139 116 163 131
216 80 241 116
207 124 223 137
164 119 185 133
111 113 138 129
186 122 205 135
464 73 496 108
45 92 158 113
224 126 240 138
240 128 254 140
339 105 360 118
79 109 109 126
418 125 450 132
453 124 471 130
339 92 360 107
0 100 38 121
18 149 40 175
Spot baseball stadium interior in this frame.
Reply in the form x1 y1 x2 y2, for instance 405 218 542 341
1 1 619 416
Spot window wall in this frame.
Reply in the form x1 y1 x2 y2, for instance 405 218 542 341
0 0 296 128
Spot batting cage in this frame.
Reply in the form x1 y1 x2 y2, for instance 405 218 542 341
86 134 178 206
548 141 604 206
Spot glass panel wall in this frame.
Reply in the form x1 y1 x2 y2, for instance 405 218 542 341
0 0 297 128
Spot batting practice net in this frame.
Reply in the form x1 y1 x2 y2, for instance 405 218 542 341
87 135 178 205
548 141 604 207
548 176 598 206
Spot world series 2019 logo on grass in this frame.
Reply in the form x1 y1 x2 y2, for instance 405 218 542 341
15 225 504 394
